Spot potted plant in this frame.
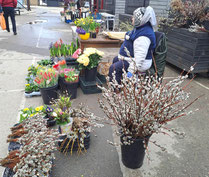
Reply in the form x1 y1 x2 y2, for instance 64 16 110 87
95 22 101 35
19 106 43 122
63 68 79 99
89 21 97 38
34 67 59 105
41 105 56 127
98 66 200 169
0 115 59 176
50 94 72 125
77 48 104 82
58 104 104 154
74 17 92 40
159 0 209 77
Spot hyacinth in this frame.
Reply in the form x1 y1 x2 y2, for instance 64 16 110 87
98 66 200 145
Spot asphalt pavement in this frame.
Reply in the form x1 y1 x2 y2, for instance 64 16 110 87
0 6 209 177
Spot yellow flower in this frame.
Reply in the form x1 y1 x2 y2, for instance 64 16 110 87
25 84 30 87
23 108 29 112
48 68 52 72
84 48 96 56
30 114 34 117
35 107 40 112
83 57 89 66
96 50 104 56
28 67 31 71
39 106 44 111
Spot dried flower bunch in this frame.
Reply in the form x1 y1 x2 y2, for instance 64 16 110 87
0 115 59 176
98 66 199 145
59 104 104 155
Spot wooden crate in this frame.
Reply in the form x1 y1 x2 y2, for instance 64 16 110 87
165 27 209 75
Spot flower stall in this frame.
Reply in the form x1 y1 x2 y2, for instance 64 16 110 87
159 0 209 78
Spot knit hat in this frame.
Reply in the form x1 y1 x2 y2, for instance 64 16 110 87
133 6 157 28
133 7 146 28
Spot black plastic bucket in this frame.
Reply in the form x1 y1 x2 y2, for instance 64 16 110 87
84 67 97 82
39 84 58 105
64 80 78 99
121 135 151 169
58 77 67 93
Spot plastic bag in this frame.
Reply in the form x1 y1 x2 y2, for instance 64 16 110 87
0 13 6 30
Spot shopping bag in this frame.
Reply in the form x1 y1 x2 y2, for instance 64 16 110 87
0 13 6 30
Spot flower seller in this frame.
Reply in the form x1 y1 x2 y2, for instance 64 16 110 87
109 6 157 84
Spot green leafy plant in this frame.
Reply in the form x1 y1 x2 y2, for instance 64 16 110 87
19 106 44 122
37 59 54 66
25 83 39 93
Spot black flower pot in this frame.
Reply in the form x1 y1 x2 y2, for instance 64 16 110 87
63 80 79 99
43 116 56 127
203 20 209 31
58 77 67 93
90 32 97 38
85 67 97 82
39 84 58 105
120 135 151 169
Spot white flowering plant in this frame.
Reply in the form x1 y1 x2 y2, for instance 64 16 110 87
98 65 200 147
0 115 59 176
77 48 104 70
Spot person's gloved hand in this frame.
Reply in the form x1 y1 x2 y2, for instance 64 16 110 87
127 72 133 78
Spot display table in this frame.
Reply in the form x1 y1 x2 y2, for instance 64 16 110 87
78 34 123 51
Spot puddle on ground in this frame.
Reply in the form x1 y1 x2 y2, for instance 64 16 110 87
27 19 48 24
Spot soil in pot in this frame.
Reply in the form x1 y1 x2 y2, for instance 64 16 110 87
39 84 58 105
120 135 151 169
85 67 97 82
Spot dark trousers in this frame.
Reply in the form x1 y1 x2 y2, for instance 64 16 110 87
3 7 16 33
108 56 129 84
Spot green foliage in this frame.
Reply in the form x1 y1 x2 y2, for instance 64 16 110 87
37 59 54 66
50 94 72 124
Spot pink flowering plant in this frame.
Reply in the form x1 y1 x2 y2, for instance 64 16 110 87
64 68 79 83
34 67 58 88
